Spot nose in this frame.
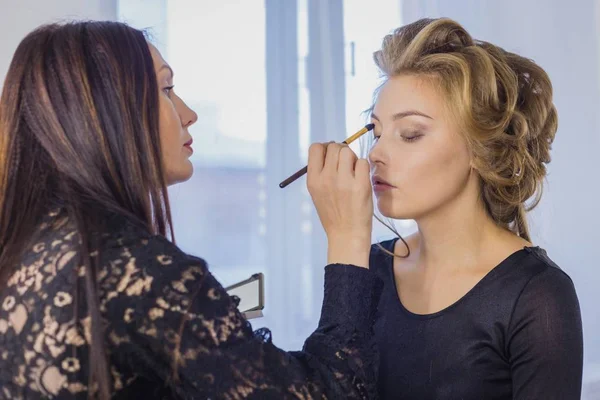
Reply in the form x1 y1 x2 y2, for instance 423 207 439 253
368 138 387 166
178 97 198 129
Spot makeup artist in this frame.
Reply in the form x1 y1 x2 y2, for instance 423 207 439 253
0 21 380 399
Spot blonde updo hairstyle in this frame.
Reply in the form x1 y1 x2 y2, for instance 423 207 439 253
372 17 557 243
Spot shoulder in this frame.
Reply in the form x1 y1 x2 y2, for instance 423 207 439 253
56 217 210 303
505 248 583 364
513 247 576 293
32 209 200 265
95 215 206 267
369 235 415 270
99 225 209 284
508 247 580 322
369 239 396 262
106 230 201 265
368 239 397 279
34 211 210 290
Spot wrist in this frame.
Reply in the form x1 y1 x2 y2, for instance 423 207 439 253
327 234 371 268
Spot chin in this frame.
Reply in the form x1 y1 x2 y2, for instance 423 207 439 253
376 198 416 220
166 161 194 186
376 197 398 218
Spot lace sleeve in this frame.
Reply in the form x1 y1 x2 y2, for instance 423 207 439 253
104 235 383 399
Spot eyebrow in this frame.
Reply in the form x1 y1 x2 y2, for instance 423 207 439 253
159 64 174 78
371 110 433 121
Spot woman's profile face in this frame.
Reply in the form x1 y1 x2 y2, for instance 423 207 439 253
149 43 198 185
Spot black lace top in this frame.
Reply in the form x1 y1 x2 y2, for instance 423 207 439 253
0 211 383 399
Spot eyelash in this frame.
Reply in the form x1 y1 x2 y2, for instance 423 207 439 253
402 133 423 142
373 131 423 142
163 85 174 96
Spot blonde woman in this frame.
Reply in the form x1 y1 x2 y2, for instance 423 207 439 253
367 18 583 399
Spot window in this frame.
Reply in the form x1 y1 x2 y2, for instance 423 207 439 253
342 0 416 241
120 0 310 349
119 0 411 350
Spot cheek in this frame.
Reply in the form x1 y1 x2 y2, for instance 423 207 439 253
158 101 181 156
380 141 471 217
416 142 469 189
158 98 192 184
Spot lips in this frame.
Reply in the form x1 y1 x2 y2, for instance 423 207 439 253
371 175 395 187
183 138 194 154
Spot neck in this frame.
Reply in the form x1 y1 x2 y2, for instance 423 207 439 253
413 186 508 272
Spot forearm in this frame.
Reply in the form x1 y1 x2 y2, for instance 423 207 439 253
327 235 371 269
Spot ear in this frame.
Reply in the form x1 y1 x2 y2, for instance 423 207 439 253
469 160 482 178
468 148 479 171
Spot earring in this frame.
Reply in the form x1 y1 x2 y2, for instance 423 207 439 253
514 167 522 177
514 158 524 177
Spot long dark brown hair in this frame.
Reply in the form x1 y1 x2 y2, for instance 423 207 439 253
0 21 173 398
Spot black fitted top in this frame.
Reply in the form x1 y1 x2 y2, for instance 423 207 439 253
371 239 583 400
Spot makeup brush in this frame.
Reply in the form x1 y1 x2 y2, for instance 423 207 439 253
279 123 375 188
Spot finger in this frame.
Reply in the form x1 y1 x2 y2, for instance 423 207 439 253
324 143 343 173
339 146 358 176
355 159 371 188
308 143 327 176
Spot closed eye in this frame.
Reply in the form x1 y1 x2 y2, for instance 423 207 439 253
163 85 175 96
401 131 423 142
373 132 423 142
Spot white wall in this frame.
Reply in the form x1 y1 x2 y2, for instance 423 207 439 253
0 0 117 91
